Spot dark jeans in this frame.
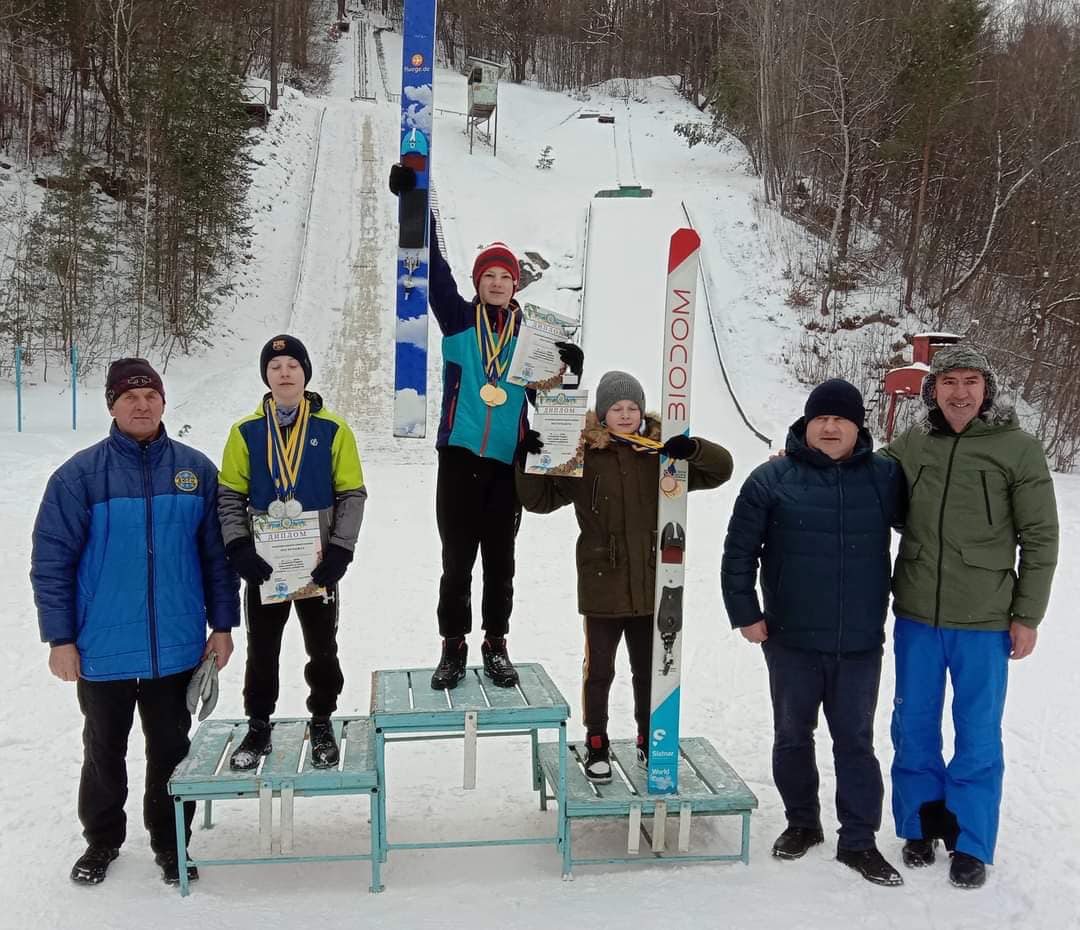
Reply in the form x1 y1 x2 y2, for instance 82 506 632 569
243 583 343 721
763 639 884 851
435 446 520 638
582 616 653 738
76 671 196 854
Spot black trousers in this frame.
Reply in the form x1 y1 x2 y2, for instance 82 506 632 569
435 446 520 639
243 583 343 721
763 639 885 851
582 616 653 739
76 671 196 854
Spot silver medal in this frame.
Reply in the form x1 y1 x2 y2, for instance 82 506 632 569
268 499 286 519
284 498 303 518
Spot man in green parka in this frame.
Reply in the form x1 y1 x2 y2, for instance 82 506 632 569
884 344 1058 889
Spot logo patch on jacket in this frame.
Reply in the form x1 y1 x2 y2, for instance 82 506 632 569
174 469 199 492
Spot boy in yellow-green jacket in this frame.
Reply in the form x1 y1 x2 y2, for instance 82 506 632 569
218 335 367 770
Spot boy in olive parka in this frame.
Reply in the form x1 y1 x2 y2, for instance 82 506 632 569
516 371 732 783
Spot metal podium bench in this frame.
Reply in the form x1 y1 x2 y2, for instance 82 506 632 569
168 716 382 896
537 736 758 877
370 663 570 866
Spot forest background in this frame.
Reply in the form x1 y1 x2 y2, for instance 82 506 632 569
3 0 1080 467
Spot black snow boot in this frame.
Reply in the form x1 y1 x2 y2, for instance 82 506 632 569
772 825 825 860
837 846 904 886
70 845 119 885
154 849 199 886
431 637 468 690
920 799 960 852
902 838 938 868
229 718 272 770
309 716 340 768
481 637 519 687
583 733 612 784
949 852 987 889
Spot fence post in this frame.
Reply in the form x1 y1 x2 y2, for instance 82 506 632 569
15 346 22 432
71 343 78 431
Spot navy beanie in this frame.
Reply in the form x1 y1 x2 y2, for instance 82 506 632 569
804 378 865 428
260 334 312 387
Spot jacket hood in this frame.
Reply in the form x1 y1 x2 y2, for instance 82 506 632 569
582 410 662 449
786 416 875 467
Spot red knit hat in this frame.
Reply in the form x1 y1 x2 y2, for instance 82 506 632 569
471 242 520 292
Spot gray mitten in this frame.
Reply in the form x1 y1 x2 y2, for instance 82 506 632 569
186 654 219 722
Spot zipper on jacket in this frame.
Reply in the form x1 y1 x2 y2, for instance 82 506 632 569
142 444 160 677
477 406 493 456
932 437 961 627
836 464 845 653
980 472 993 525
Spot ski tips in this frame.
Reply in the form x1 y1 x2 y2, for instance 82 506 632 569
667 228 701 274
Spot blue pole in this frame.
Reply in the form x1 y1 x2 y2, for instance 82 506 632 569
15 346 22 433
71 343 77 431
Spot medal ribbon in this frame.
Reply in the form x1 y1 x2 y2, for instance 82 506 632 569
608 430 665 454
474 304 516 384
264 396 312 501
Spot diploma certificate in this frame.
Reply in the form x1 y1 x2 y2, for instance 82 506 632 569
253 511 326 605
506 318 567 387
525 389 590 478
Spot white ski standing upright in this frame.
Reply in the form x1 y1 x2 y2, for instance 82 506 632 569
647 228 701 795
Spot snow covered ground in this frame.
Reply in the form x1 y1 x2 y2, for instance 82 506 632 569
2 14 1079 930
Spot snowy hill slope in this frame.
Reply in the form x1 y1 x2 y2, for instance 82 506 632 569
1 14 1079 930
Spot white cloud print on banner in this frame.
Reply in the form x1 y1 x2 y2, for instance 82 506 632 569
396 314 429 350
402 85 433 133
393 389 427 437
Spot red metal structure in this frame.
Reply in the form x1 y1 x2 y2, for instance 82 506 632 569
882 333 962 440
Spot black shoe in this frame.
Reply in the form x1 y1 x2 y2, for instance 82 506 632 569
902 838 938 868
837 846 904 886
229 718 272 770
70 845 119 885
772 825 825 860
949 852 987 889
431 637 468 690
583 733 612 784
309 716 340 768
481 637 519 688
154 849 199 886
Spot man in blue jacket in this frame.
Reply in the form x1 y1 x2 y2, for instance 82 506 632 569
721 379 905 886
30 359 240 887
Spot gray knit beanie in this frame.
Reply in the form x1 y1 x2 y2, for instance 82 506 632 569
921 344 998 412
596 370 646 424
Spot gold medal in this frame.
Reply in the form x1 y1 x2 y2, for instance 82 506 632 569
480 383 505 406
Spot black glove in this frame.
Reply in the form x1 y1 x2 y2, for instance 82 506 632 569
554 341 584 377
226 538 273 586
661 435 698 460
519 429 544 456
388 163 417 195
311 543 353 588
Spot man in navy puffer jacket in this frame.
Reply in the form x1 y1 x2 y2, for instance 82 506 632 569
722 379 905 886
30 359 240 887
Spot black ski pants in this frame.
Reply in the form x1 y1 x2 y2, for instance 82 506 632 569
763 639 885 851
435 446 519 639
76 670 196 854
243 583 343 721
582 616 653 739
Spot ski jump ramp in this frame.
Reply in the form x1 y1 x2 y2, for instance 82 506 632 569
578 198 769 454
